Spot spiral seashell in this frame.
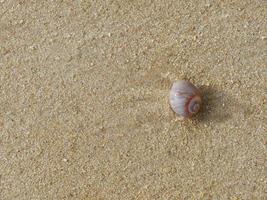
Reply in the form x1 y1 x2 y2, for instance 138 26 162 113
169 80 202 118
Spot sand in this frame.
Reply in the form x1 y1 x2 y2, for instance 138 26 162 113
0 0 266 199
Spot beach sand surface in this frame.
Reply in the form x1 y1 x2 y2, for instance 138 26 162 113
0 0 266 199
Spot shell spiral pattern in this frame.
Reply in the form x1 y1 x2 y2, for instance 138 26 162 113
169 80 202 118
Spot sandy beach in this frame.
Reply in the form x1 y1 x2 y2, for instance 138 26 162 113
0 0 266 199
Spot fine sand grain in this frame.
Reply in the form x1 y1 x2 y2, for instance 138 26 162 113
0 0 266 199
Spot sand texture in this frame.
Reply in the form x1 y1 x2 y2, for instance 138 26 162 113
0 0 266 199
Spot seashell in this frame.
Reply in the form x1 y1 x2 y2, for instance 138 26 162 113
169 80 202 118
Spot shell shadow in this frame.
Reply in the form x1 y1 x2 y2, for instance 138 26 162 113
194 85 234 123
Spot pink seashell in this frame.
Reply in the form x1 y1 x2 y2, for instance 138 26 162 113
169 80 202 118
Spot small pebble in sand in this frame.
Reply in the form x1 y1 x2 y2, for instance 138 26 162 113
169 80 202 119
